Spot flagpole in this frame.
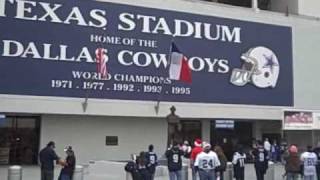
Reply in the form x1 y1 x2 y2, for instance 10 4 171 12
154 36 175 114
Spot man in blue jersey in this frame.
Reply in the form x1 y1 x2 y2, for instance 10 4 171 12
166 141 184 180
146 144 158 180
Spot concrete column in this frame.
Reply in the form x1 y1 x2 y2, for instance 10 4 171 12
252 0 259 11
253 121 262 140
201 119 211 142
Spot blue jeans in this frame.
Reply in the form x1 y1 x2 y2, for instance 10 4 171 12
192 165 199 180
304 175 316 180
59 174 71 180
286 173 299 180
271 152 278 162
198 169 216 180
169 170 182 180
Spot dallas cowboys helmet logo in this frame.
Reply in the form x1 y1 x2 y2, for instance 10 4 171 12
230 46 280 88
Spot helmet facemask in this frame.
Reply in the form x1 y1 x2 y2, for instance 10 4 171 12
230 53 258 86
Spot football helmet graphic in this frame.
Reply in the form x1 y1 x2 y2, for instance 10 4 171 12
230 46 280 88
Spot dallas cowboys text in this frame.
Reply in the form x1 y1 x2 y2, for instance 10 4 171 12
0 0 242 96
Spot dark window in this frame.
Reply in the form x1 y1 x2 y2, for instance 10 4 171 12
218 0 251 8
202 0 270 10
0 115 40 165
105 136 118 146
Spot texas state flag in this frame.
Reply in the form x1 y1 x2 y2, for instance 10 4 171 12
169 42 192 83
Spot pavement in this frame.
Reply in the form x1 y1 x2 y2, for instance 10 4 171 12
0 161 287 180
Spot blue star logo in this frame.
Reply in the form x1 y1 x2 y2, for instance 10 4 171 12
263 54 278 73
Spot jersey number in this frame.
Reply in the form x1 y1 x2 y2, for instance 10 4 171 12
173 154 179 163
306 158 315 166
202 159 213 169
149 155 156 164
239 158 245 167
259 153 265 162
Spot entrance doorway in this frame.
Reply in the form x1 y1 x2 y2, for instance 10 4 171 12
211 120 253 160
0 116 40 165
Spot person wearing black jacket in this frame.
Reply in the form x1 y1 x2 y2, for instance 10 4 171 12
137 151 151 180
125 159 141 180
166 142 183 180
125 152 151 180
58 146 76 180
39 141 61 180
252 140 269 180
146 145 158 180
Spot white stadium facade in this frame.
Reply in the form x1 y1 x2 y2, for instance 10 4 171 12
1 0 320 164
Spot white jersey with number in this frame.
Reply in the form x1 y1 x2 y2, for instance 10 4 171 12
194 151 220 170
232 152 246 168
301 152 318 176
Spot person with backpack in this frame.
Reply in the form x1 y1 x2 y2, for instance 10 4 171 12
146 145 158 180
166 141 184 180
214 145 227 180
232 145 246 180
284 145 301 180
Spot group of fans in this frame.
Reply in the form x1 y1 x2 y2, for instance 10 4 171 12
125 138 320 180
125 139 249 180
125 145 159 180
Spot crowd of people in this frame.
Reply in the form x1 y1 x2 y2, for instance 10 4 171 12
125 145 159 180
125 139 249 180
37 139 320 180
125 138 320 180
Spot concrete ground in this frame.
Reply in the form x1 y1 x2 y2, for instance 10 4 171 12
0 162 288 180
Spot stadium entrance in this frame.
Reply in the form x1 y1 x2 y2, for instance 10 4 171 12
210 120 253 160
0 115 40 165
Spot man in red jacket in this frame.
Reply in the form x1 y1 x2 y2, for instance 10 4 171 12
191 139 203 180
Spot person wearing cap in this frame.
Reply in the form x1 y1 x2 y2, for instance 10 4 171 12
58 146 76 180
283 145 301 180
194 142 221 180
191 139 203 180
39 141 61 180
166 141 184 180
